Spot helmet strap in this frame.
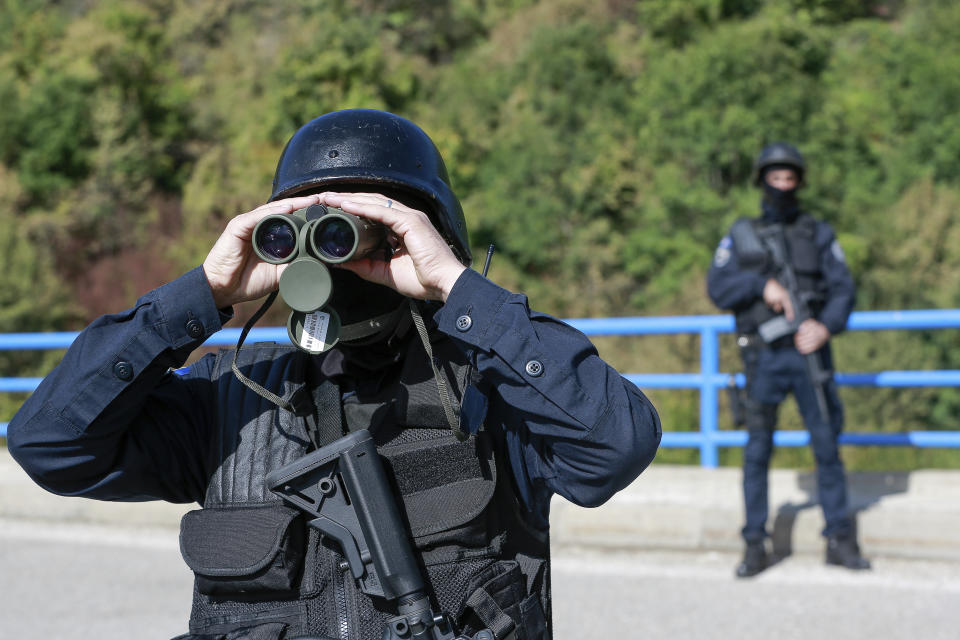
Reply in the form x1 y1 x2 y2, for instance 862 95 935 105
338 305 408 343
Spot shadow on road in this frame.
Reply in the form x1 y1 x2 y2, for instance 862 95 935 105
769 470 910 561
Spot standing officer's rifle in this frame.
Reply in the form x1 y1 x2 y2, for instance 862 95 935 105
755 225 833 423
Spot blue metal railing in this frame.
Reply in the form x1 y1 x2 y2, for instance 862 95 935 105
2 309 960 466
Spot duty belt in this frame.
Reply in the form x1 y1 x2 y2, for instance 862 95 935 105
737 333 793 350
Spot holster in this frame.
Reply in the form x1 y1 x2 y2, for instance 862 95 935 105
727 375 746 428
730 333 767 427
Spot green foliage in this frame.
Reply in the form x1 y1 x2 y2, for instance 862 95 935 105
0 165 77 425
0 176 74 332
14 72 96 198
1 0 959 469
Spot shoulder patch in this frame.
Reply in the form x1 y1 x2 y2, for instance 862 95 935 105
830 240 846 264
714 236 732 267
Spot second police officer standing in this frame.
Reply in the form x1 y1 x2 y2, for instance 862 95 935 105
707 143 871 578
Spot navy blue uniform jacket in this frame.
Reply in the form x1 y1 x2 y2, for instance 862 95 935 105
7 267 661 529
706 218 855 336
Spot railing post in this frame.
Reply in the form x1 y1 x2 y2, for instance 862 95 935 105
700 327 719 468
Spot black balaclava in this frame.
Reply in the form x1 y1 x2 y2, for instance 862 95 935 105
303 186 424 374
320 185 445 374
322 269 414 375
760 165 802 224
328 269 405 327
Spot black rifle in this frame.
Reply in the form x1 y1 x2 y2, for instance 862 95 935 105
755 225 833 423
266 430 494 640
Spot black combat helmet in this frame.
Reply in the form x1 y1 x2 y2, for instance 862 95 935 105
751 142 806 186
270 109 471 265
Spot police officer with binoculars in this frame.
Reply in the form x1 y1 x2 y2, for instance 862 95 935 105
8 109 661 640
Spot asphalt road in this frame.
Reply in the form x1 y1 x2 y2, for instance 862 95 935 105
2 518 958 640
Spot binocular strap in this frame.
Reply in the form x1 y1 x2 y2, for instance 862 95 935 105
230 292 305 415
229 293 465 443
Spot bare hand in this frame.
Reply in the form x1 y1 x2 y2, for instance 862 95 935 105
795 319 830 354
763 279 795 322
320 192 467 302
202 195 322 308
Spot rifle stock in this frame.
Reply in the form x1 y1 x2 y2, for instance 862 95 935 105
266 430 494 640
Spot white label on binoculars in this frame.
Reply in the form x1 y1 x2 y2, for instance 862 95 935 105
301 311 330 351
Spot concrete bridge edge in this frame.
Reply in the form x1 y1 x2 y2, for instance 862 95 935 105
2 450 958 562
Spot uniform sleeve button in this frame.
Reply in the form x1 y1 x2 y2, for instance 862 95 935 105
525 360 544 377
455 315 473 332
113 361 134 381
186 318 205 339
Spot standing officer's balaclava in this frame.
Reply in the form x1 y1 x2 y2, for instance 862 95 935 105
752 142 806 225
760 164 802 224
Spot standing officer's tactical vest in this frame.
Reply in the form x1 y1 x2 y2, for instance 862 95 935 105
174 334 551 640
729 213 827 336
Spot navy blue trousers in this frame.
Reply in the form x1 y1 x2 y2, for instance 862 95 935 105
741 344 851 542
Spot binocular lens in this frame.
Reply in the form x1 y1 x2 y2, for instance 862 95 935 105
256 220 298 262
314 218 356 260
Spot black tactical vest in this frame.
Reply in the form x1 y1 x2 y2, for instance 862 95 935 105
730 213 827 335
174 336 551 640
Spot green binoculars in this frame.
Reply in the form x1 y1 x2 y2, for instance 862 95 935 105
253 203 388 266
252 204 389 354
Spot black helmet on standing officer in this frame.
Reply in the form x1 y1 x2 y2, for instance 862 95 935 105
751 142 806 187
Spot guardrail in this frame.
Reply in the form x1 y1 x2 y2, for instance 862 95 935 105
2 309 959 467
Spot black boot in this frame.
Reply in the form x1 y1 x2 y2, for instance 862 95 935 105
825 534 871 570
735 540 768 578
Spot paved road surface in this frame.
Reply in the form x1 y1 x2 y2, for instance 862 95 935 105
2 518 958 639
551 549 959 640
